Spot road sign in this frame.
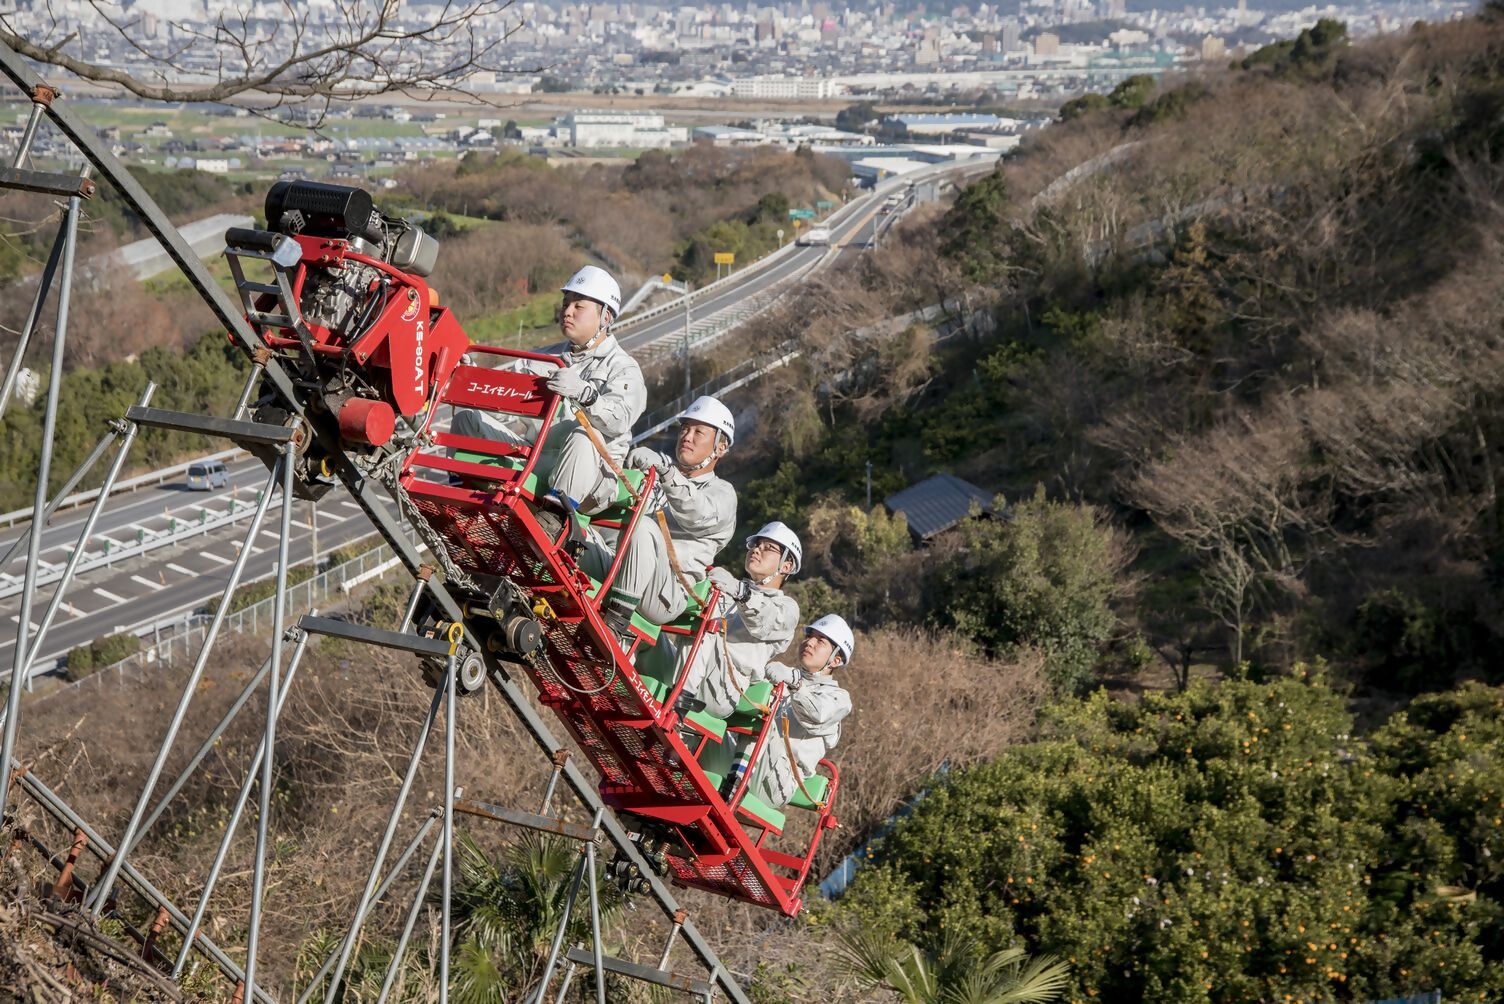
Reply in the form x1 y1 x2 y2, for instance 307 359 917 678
816 200 834 210
788 208 815 220
713 252 735 265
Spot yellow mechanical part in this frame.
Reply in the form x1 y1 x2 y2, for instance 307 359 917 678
531 596 556 621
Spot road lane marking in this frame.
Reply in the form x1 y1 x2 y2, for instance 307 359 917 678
9 616 40 630
260 530 280 542
201 552 232 566
130 574 165 591
337 500 362 512
166 563 194 576
92 587 127 603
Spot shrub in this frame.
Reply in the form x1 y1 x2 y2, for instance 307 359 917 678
91 633 141 667
926 487 1130 693
66 643 95 674
66 632 140 678
839 674 1504 1003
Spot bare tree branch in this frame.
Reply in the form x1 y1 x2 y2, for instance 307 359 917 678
1 0 529 123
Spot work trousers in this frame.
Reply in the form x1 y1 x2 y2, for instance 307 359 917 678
579 518 691 626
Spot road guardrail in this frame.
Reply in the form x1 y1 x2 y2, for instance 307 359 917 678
0 446 246 529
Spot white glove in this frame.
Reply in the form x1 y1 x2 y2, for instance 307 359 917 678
546 367 597 404
640 479 668 515
708 566 750 603
765 663 801 689
626 446 665 471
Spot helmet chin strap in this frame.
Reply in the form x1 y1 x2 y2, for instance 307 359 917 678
573 309 613 354
751 548 790 587
677 435 725 474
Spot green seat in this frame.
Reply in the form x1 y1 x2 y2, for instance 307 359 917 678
663 577 715 634
726 680 775 729
635 659 726 741
697 739 787 832
451 451 540 495
788 773 830 811
594 468 648 522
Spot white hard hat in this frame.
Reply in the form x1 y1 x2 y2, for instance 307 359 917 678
560 265 621 319
679 395 735 447
746 520 802 574
806 614 853 664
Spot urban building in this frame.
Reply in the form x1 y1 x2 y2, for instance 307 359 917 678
727 76 838 100
563 111 685 148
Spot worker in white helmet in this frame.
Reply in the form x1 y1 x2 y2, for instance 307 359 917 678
746 615 855 808
451 265 646 512
677 521 802 719
583 395 738 634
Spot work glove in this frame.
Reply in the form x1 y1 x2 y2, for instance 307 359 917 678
627 446 666 471
764 663 802 690
640 479 668 516
546 367 597 405
708 566 751 603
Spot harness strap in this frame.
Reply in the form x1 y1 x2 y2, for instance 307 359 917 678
572 407 697 598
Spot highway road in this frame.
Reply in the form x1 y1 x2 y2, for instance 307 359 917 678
0 453 376 675
0 155 997 679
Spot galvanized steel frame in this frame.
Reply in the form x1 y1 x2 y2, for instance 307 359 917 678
0 40 750 1004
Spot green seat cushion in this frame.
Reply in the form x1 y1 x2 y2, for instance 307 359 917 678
636 665 725 741
451 451 540 495
726 680 775 729
697 742 786 831
663 577 714 633
594 468 647 520
788 773 830 811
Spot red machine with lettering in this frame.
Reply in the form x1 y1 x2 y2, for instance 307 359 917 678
223 186 841 915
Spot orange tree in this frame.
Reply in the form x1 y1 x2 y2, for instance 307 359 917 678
834 673 1504 1003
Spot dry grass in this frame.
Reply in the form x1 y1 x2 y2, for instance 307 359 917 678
4 606 1048 1000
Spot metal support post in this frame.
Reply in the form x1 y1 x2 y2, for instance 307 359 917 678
659 910 687 969
323 682 446 1001
0 212 65 419
440 654 457 1004
539 750 569 816
232 362 264 421
529 831 593 1004
375 804 449 1004
586 829 606 1004
0 178 82 833
398 578 427 633
243 441 295 997
172 629 311 977
88 458 284 912
15 384 154 687
12 98 45 166
552 956 580 1004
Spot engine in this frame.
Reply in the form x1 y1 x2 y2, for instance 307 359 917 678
225 182 471 498
263 181 440 337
